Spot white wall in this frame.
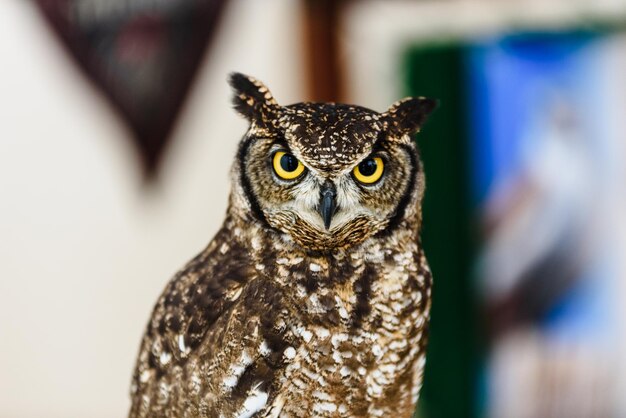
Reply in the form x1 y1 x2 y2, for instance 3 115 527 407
0 1 303 417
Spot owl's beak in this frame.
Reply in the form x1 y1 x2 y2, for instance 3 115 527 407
319 182 337 230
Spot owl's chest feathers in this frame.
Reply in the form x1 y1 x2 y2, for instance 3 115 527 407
242 227 431 413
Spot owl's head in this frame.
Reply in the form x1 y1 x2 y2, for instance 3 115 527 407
228 73 436 252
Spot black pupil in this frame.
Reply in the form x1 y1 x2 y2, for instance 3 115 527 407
359 159 378 176
280 154 299 172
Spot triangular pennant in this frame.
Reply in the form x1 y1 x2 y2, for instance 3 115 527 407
36 0 228 178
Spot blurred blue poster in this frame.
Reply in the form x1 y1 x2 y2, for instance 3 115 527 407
469 31 626 417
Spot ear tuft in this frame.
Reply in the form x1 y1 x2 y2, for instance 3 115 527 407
383 97 438 137
228 72 279 123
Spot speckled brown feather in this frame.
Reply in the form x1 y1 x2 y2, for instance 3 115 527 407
129 73 436 418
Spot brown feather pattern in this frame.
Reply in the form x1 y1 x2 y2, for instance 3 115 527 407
129 73 436 417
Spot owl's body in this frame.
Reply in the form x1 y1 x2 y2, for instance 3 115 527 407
129 74 436 418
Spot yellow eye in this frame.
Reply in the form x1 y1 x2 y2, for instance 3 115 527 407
353 157 384 184
272 151 305 180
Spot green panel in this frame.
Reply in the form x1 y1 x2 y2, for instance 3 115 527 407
403 45 477 418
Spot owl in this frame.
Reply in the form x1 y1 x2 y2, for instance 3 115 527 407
128 73 436 418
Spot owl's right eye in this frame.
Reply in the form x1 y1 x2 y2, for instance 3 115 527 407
272 151 306 180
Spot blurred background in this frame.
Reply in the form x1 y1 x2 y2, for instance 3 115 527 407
1 1 625 417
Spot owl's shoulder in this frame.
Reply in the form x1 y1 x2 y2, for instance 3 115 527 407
131 228 257 390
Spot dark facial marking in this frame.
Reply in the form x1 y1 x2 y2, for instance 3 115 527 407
237 135 269 227
376 143 419 236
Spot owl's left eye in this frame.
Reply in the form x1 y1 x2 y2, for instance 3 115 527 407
353 157 384 184
272 151 306 180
